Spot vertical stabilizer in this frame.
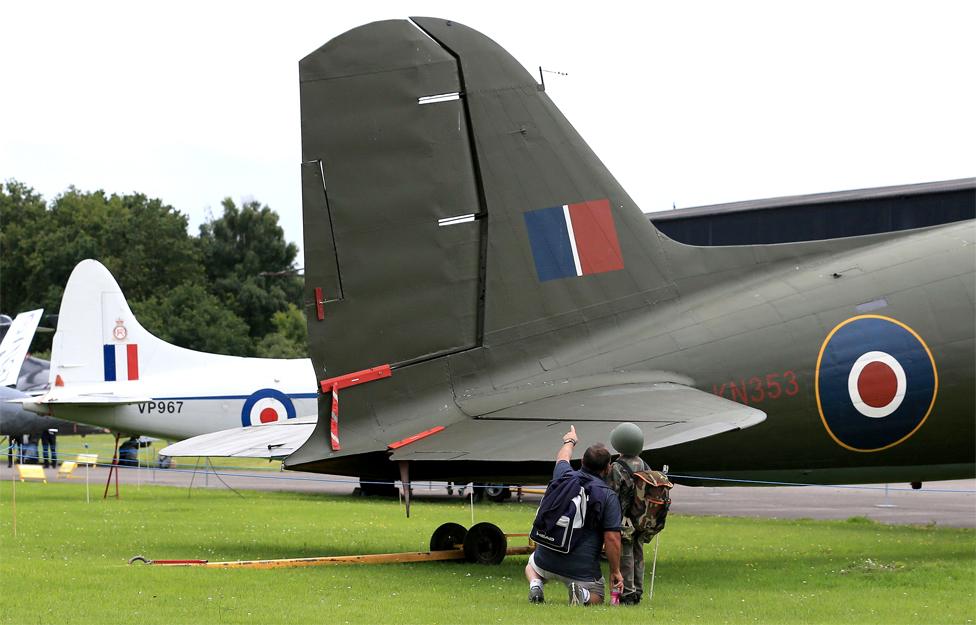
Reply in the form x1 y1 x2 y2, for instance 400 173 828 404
290 17 681 470
301 17 675 381
50 260 160 385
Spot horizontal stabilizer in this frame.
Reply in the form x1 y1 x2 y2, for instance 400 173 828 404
18 391 151 406
160 416 317 459
389 383 765 462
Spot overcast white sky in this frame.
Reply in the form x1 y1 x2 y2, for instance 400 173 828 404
1 1 973 260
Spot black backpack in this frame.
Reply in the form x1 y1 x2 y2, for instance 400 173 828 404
529 470 589 553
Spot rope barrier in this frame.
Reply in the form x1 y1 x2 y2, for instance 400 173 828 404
665 473 976 494
6 449 975 495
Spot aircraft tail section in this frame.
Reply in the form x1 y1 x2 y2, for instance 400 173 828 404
301 17 672 380
50 260 207 386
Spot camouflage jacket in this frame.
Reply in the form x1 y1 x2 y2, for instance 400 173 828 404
607 455 649 541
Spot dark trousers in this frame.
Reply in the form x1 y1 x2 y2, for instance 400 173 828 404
6 437 19 467
41 431 57 466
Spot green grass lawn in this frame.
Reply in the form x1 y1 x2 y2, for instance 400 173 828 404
1 480 973 625
55 433 281 471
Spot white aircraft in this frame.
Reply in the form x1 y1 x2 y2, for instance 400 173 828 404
21 259 318 453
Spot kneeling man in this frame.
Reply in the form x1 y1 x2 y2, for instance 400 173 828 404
525 426 624 605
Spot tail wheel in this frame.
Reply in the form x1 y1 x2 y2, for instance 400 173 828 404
470 483 485 502
484 485 512 502
463 522 507 565
429 522 468 552
358 479 398 497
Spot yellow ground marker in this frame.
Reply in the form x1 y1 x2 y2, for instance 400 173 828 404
75 454 98 466
16 464 47 483
57 461 78 478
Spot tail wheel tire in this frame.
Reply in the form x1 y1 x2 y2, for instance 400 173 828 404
463 522 507 565
470 483 485 502
359 480 398 497
485 485 512 502
429 522 468 552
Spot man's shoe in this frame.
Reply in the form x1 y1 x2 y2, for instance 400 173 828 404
569 582 589 606
528 585 544 604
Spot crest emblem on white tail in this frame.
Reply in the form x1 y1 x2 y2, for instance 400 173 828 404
113 319 128 341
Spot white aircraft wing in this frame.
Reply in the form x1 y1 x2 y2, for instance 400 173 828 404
0 309 43 386
160 416 317 459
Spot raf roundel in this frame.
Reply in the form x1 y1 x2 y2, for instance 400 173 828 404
815 315 937 452
241 389 297 427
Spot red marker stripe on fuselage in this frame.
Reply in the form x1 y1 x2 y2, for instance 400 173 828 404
388 426 445 450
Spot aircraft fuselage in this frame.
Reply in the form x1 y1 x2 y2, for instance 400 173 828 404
632 220 974 482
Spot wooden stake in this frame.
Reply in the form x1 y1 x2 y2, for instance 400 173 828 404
103 433 121 499
648 534 661 603
11 465 16 538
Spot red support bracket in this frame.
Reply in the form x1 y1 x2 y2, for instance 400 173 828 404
388 426 445 450
319 364 392 452
320 364 392 393
314 287 325 321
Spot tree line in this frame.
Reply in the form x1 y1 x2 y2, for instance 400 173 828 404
0 180 307 359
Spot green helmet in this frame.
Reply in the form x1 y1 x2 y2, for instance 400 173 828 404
610 422 644 456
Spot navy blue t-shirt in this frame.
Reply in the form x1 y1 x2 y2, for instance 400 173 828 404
533 460 622 581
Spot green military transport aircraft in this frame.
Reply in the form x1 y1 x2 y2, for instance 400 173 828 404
173 17 975 496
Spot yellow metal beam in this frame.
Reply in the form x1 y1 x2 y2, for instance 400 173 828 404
148 546 533 570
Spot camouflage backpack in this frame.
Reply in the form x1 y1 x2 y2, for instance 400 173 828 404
615 460 673 543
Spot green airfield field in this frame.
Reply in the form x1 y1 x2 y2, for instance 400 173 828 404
1 479 973 625
54 434 283 472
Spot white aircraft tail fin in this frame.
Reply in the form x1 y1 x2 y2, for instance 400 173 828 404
0 309 43 386
50 259 191 386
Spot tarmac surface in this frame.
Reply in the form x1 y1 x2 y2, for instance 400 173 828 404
3 462 974 528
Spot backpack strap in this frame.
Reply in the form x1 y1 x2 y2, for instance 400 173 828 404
637 470 674 489
614 457 636 478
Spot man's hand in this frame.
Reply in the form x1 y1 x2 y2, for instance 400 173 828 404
556 425 578 462
611 570 624 593
562 425 577 444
